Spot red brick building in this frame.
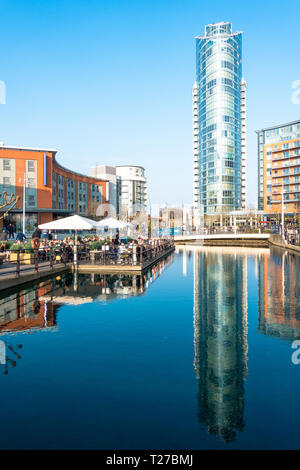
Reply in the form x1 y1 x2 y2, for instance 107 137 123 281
0 145 109 232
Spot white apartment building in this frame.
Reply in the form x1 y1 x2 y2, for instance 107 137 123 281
116 165 147 218
90 165 118 214
91 164 147 218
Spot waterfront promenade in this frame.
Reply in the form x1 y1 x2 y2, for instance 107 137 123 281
2 233 300 293
0 241 175 292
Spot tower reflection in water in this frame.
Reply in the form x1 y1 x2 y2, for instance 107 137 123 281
179 244 300 443
176 245 252 443
193 246 249 443
258 248 300 340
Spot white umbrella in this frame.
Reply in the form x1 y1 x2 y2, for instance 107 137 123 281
96 217 135 229
38 215 97 266
38 214 97 231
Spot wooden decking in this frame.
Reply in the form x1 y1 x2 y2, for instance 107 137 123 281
73 246 175 274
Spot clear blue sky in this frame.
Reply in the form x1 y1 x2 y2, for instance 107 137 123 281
0 0 299 207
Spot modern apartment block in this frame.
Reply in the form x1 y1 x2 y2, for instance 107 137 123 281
0 144 108 232
116 166 147 218
256 120 300 217
193 22 245 219
91 165 118 215
91 164 148 218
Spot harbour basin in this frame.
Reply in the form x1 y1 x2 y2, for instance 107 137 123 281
0 246 299 449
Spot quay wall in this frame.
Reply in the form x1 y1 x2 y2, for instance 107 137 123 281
269 234 300 255
174 234 270 248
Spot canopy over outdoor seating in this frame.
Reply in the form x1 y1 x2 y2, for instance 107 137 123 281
96 217 135 230
38 214 98 231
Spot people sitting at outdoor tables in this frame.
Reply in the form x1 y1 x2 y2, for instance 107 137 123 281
2 229 166 266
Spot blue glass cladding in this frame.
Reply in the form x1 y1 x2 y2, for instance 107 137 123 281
195 25 242 214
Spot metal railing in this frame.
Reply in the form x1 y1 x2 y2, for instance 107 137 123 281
0 248 69 279
0 240 175 278
77 240 174 267
174 227 272 236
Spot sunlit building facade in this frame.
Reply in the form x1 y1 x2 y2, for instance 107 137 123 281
116 165 147 218
193 22 244 217
256 120 300 217
0 144 108 232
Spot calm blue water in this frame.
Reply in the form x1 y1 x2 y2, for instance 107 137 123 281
0 246 300 450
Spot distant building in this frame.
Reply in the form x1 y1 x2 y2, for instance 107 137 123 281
256 120 300 218
91 165 118 216
159 207 183 230
116 166 147 218
91 164 147 219
0 144 108 232
193 22 245 217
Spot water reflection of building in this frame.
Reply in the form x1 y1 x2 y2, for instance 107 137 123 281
39 253 175 306
192 246 249 443
0 281 58 334
258 248 300 340
0 254 175 334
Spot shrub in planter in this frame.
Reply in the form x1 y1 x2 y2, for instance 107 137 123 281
70 235 82 241
10 243 22 251
23 241 34 253
10 242 34 264
90 241 105 250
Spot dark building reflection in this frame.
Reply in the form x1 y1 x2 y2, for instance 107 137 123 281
258 248 300 340
0 253 175 330
38 253 174 306
0 254 174 374
0 282 58 334
192 246 249 443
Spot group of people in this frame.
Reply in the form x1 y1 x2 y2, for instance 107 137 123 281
0 223 17 241
1 223 146 255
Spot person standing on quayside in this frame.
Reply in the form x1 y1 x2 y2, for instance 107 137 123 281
115 229 120 246
8 223 14 239
32 226 42 239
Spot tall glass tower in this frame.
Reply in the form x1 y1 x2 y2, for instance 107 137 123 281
193 22 244 219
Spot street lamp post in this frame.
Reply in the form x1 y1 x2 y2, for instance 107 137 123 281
282 183 285 237
22 173 26 235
